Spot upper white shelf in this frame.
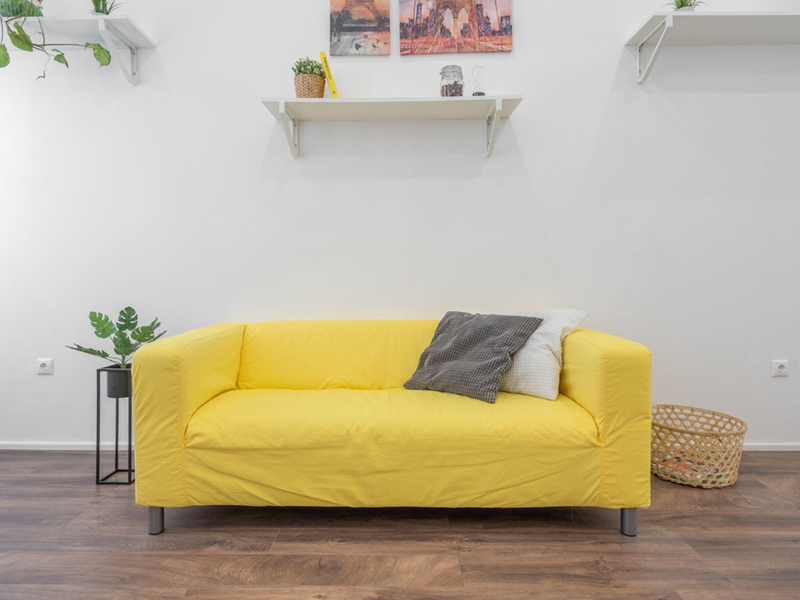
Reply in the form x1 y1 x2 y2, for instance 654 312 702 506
8 16 155 85
262 96 523 158
626 11 800 83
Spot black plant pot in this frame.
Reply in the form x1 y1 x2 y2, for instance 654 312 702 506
106 367 131 399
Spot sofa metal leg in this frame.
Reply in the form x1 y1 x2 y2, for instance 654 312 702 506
620 508 637 537
148 507 165 535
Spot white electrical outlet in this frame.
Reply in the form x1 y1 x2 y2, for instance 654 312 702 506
37 358 54 375
771 360 789 378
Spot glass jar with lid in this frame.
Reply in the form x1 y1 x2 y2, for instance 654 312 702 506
440 65 464 97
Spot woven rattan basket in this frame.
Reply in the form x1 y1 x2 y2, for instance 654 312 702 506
651 405 747 488
295 74 325 98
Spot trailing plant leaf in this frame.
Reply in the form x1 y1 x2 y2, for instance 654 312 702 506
116 306 138 331
9 22 33 52
89 311 116 339
85 42 111 67
53 50 68 68
0 44 9 68
65 344 113 362
0 0 44 18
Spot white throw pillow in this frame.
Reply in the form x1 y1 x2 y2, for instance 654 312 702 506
494 309 588 401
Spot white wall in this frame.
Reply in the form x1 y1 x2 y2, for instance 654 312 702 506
1 0 799 449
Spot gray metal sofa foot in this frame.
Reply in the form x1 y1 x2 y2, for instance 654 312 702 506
620 508 637 537
148 507 164 535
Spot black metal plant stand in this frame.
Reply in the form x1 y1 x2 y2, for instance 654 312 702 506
96 367 135 485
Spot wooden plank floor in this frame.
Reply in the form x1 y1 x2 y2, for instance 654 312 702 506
0 451 798 599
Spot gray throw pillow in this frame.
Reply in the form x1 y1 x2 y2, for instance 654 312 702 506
404 312 544 404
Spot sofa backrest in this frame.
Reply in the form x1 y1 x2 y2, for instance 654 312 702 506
237 320 438 390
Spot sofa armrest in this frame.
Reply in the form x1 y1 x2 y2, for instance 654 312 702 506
132 323 245 507
560 328 652 508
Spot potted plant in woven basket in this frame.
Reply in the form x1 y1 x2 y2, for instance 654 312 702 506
293 56 326 98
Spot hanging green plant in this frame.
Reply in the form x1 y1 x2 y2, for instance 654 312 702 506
0 0 43 18
0 1 111 78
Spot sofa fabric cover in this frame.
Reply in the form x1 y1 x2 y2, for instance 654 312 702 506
132 320 652 512
185 389 598 508
238 320 438 390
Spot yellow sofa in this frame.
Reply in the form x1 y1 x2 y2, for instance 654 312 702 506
132 320 652 536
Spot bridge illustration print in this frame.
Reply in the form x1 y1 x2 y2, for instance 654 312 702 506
399 0 513 55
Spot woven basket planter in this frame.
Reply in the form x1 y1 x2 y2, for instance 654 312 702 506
651 405 747 488
294 74 325 98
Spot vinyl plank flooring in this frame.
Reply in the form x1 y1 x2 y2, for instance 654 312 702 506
0 450 798 599
459 552 737 591
681 530 800 560
445 506 619 531
0 525 281 553
0 552 464 588
162 505 452 531
0 585 188 600
184 586 684 600
269 527 701 559
679 589 800 600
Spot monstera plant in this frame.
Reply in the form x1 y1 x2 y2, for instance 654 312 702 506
0 0 111 79
67 307 166 397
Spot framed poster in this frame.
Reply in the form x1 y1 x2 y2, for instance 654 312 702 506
400 0 513 55
330 0 391 56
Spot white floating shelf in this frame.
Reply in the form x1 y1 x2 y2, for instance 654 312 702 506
626 12 800 83
262 96 523 158
7 16 156 86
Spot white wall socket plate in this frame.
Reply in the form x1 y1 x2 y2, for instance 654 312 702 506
37 358 54 375
771 360 789 378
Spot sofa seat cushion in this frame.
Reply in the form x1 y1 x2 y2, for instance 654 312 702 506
187 388 596 449
182 389 602 508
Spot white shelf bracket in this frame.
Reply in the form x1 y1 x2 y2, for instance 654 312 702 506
279 102 300 158
486 99 502 157
637 14 673 84
98 19 139 86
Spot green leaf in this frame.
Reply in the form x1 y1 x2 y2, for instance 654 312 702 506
131 317 160 343
116 306 138 331
131 317 166 344
130 329 150 343
89 312 116 339
112 330 140 357
53 50 68 68
66 344 111 360
9 23 33 52
0 44 9 68
85 42 111 67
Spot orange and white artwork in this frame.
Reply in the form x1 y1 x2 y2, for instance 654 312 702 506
330 0 391 56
